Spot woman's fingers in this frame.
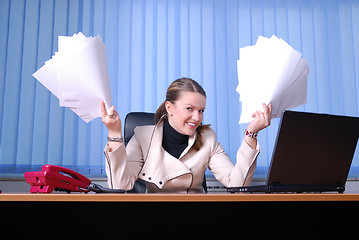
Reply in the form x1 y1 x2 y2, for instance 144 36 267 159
248 103 272 133
108 105 115 116
262 103 272 127
100 101 107 119
262 103 269 114
101 101 118 123
101 101 116 118
100 102 123 137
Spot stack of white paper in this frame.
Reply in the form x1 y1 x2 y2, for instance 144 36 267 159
236 35 310 124
33 32 112 123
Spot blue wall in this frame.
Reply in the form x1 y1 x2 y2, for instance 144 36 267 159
0 0 359 177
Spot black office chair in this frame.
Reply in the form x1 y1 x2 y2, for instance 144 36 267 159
124 112 156 145
123 112 207 193
124 112 155 193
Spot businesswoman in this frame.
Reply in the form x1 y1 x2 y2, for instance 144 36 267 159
101 78 272 193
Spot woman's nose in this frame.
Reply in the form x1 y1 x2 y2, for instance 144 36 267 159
192 111 200 121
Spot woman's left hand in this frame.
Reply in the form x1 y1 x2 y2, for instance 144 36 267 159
247 103 272 133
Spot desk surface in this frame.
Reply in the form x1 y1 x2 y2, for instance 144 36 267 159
1 193 359 202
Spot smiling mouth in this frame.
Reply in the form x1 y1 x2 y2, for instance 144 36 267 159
186 122 197 128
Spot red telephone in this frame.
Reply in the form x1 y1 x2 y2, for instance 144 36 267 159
24 164 91 193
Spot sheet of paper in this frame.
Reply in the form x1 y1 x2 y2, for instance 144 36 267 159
32 32 112 123
236 35 310 124
32 58 61 99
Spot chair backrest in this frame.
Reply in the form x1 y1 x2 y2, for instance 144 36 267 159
124 112 156 146
123 112 155 193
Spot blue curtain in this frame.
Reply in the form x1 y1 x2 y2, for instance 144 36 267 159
0 0 358 177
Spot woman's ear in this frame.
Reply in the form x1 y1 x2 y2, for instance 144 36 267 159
165 101 173 116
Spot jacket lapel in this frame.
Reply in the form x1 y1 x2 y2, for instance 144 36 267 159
179 131 196 159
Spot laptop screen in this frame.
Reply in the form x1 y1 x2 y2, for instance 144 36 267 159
267 111 359 186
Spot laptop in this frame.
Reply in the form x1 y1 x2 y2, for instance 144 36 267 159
227 110 359 193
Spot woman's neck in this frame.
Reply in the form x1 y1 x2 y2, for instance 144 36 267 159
162 119 189 158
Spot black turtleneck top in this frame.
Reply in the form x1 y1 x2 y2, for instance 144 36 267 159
162 119 189 159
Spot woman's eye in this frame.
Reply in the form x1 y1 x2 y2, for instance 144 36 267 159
187 107 193 111
199 109 205 113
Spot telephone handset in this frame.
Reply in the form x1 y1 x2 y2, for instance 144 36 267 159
24 164 126 193
24 164 92 193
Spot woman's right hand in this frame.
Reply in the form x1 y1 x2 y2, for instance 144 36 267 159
101 101 123 138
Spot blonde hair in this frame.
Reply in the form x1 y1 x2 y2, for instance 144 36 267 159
155 78 210 151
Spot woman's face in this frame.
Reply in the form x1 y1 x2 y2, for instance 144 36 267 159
165 91 206 136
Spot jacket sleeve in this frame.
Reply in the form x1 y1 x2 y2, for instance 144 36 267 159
104 133 144 190
208 138 260 187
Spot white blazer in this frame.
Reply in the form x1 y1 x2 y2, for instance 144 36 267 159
104 120 260 193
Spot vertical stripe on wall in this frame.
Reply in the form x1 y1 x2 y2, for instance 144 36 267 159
0 0 358 178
